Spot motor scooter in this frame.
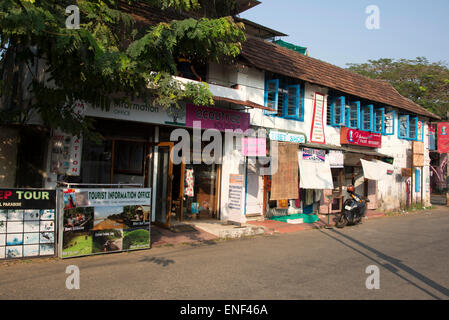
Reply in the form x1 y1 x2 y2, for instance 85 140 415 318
334 185 370 228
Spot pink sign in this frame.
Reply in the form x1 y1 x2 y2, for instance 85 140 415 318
242 137 267 156
186 104 250 132
341 127 382 148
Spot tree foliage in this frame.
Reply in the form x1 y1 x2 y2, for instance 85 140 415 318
347 57 449 119
0 0 245 137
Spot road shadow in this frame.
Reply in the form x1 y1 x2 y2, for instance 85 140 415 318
139 256 175 267
151 225 218 247
318 228 449 299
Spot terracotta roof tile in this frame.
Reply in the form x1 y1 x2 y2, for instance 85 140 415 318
241 37 440 120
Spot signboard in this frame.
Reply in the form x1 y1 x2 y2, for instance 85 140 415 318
269 130 306 144
328 150 344 168
62 188 151 258
82 100 186 126
50 131 83 176
242 137 266 157
340 127 382 148
228 174 244 223
0 189 56 260
437 122 449 153
186 104 250 132
302 148 325 162
310 93 326 144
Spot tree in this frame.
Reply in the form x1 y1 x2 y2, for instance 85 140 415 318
0 0 245 138
347 57 449 119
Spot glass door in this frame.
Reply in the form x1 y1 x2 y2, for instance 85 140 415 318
154 143 173 227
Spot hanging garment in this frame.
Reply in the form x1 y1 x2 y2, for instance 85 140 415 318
305 189 314 206
295 186 301 208
315 190 322 203
184 169 195 197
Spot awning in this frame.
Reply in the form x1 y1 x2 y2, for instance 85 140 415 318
361 159 394 181
298 150 334 190
213 96 276 112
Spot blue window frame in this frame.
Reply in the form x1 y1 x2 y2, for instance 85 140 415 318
373 108 384 133
264 80 304 121
398 114 419 140
383 109 395 135
329 96 345 127
361 104 374 131
346 101 360 129
264 79 279 115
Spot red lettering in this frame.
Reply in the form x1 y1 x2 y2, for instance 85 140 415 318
0 190 12 199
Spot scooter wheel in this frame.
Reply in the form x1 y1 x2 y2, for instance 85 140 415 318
335 214 348 228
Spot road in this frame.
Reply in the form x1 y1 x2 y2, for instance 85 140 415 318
1 208 449 300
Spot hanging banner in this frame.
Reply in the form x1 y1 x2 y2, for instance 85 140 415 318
0 189 56 260
302 148 325 162
50 131 83 176
437 122 449 153
62 188 151 258
270 143 299 200
310 93 326 144
340 127 382 148
298 151 334 190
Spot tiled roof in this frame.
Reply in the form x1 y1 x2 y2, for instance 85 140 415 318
241 37 440 120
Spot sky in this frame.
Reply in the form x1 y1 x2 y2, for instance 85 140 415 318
240 0 449 68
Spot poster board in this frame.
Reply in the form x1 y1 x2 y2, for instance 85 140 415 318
61 188 151 258
0 189 56 259
228 174 245 223
310 93 326 144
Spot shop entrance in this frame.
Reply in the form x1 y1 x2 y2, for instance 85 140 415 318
153 142 221 228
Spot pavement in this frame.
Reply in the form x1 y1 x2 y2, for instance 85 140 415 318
1 205 448 300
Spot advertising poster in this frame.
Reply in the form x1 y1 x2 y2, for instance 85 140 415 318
437 122 449 153
310 93 326 144
62 188 151 258
0 189 56 260
228 174 244 223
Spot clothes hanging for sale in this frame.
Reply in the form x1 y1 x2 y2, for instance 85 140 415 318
305 189 314 206
315 190 322 203
295 186 301 208
184 169 195 197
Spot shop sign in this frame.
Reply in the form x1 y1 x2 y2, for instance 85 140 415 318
328 150 344 168
310 93 326 144
437 122 449 153
242 137 266 157
269 130 306 144
186 104 250 132
340 127 382 148
61 188 151 258
0 189 56 260
302 148 325 162
51 131 83 176
228 175 244 223
81 100 187 126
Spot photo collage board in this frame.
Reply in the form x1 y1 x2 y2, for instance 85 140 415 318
0 189 56 259
62 188 152 258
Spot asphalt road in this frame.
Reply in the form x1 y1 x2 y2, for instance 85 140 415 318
1 208 449 300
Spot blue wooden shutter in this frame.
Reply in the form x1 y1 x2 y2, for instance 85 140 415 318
264 79 279 115
286 84 300 119
362 105 373 131
338 96 345 126
348 101 360 129
409 116 418 140
398 114 409 139
374 108 384 133
415 168 421 193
